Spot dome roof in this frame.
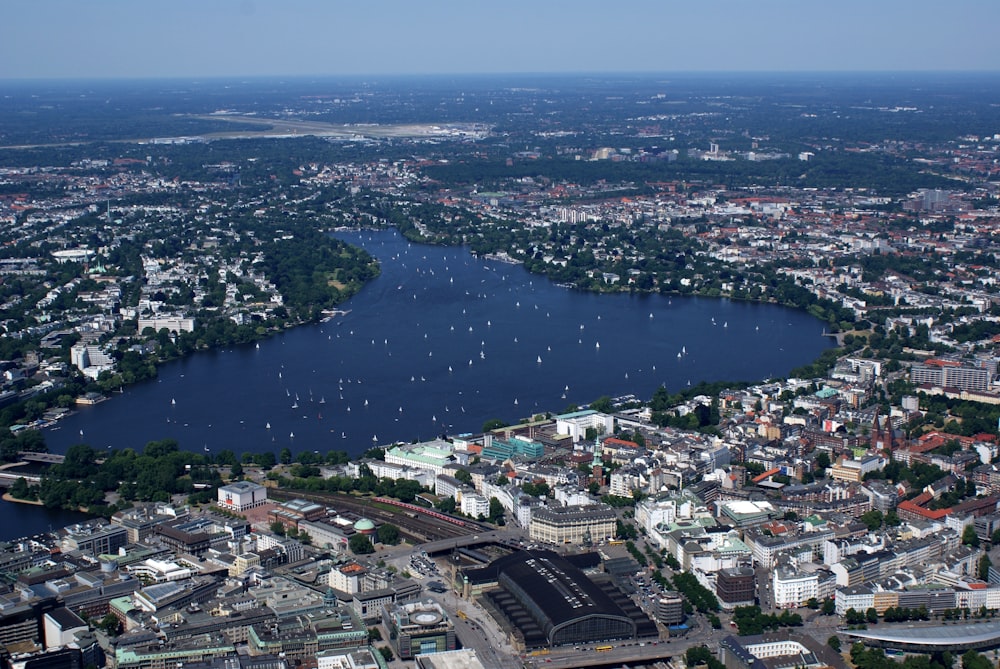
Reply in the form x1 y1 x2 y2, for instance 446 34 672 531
354 518 375 532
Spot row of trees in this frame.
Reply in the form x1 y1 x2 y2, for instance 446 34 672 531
731 605 802 636
671 571 720 613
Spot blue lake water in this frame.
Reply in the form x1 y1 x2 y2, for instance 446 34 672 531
0 498 93 542
44 229 831 458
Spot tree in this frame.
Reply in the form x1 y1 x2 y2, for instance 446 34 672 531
9 477 32 500
860 509 884 531
962 650 993 669
488 497 505 525
378 646 393 662
368 627 382 641
349 534 374 555
815 451 831 471
865 607 879 624
963 525 981 548
978 554 992 581
279 448 292 465
376 523 400 545
822 598 836 616
253 451 277 469
269 521 286 536
482 419 507 432
96 613 121 636
828 636 841 653
589 396 613 413
844 608 865 625
454 469 472 485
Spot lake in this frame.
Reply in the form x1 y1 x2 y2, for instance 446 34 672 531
0 498 93 542
45 229 831 457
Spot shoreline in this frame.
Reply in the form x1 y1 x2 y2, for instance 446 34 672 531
1 492 45 506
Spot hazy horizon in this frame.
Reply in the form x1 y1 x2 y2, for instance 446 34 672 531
3 1 998 81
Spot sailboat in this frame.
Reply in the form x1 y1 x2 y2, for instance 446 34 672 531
537 355 542 363
266 422 271 430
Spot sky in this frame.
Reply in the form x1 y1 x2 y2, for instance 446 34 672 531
3 0 999 80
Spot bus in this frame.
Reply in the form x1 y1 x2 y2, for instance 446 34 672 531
596 645 613 652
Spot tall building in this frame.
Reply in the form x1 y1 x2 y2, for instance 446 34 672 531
654 593 685 625
217 482 268 511
911 362 991 392
716 568 757 610
528 505 616 545
60 523 127 557
381 600 456 660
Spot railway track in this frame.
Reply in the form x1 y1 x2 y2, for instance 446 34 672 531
269 488 484 543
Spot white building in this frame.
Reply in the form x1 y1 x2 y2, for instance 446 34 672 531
126 558 192 583
460 493 489 519
555 410 614 443
772 566 819 609
528 505 616 545
553 486 595 508
329 563 367 594
384 439 455 476
367 460 435 487
137 315 195 333
217 481 267 511
42 609 87 650
69 343 115 380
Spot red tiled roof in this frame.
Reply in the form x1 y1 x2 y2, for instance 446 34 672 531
752 467 782 484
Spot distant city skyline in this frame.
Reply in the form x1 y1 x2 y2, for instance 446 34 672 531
3 0 999 80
